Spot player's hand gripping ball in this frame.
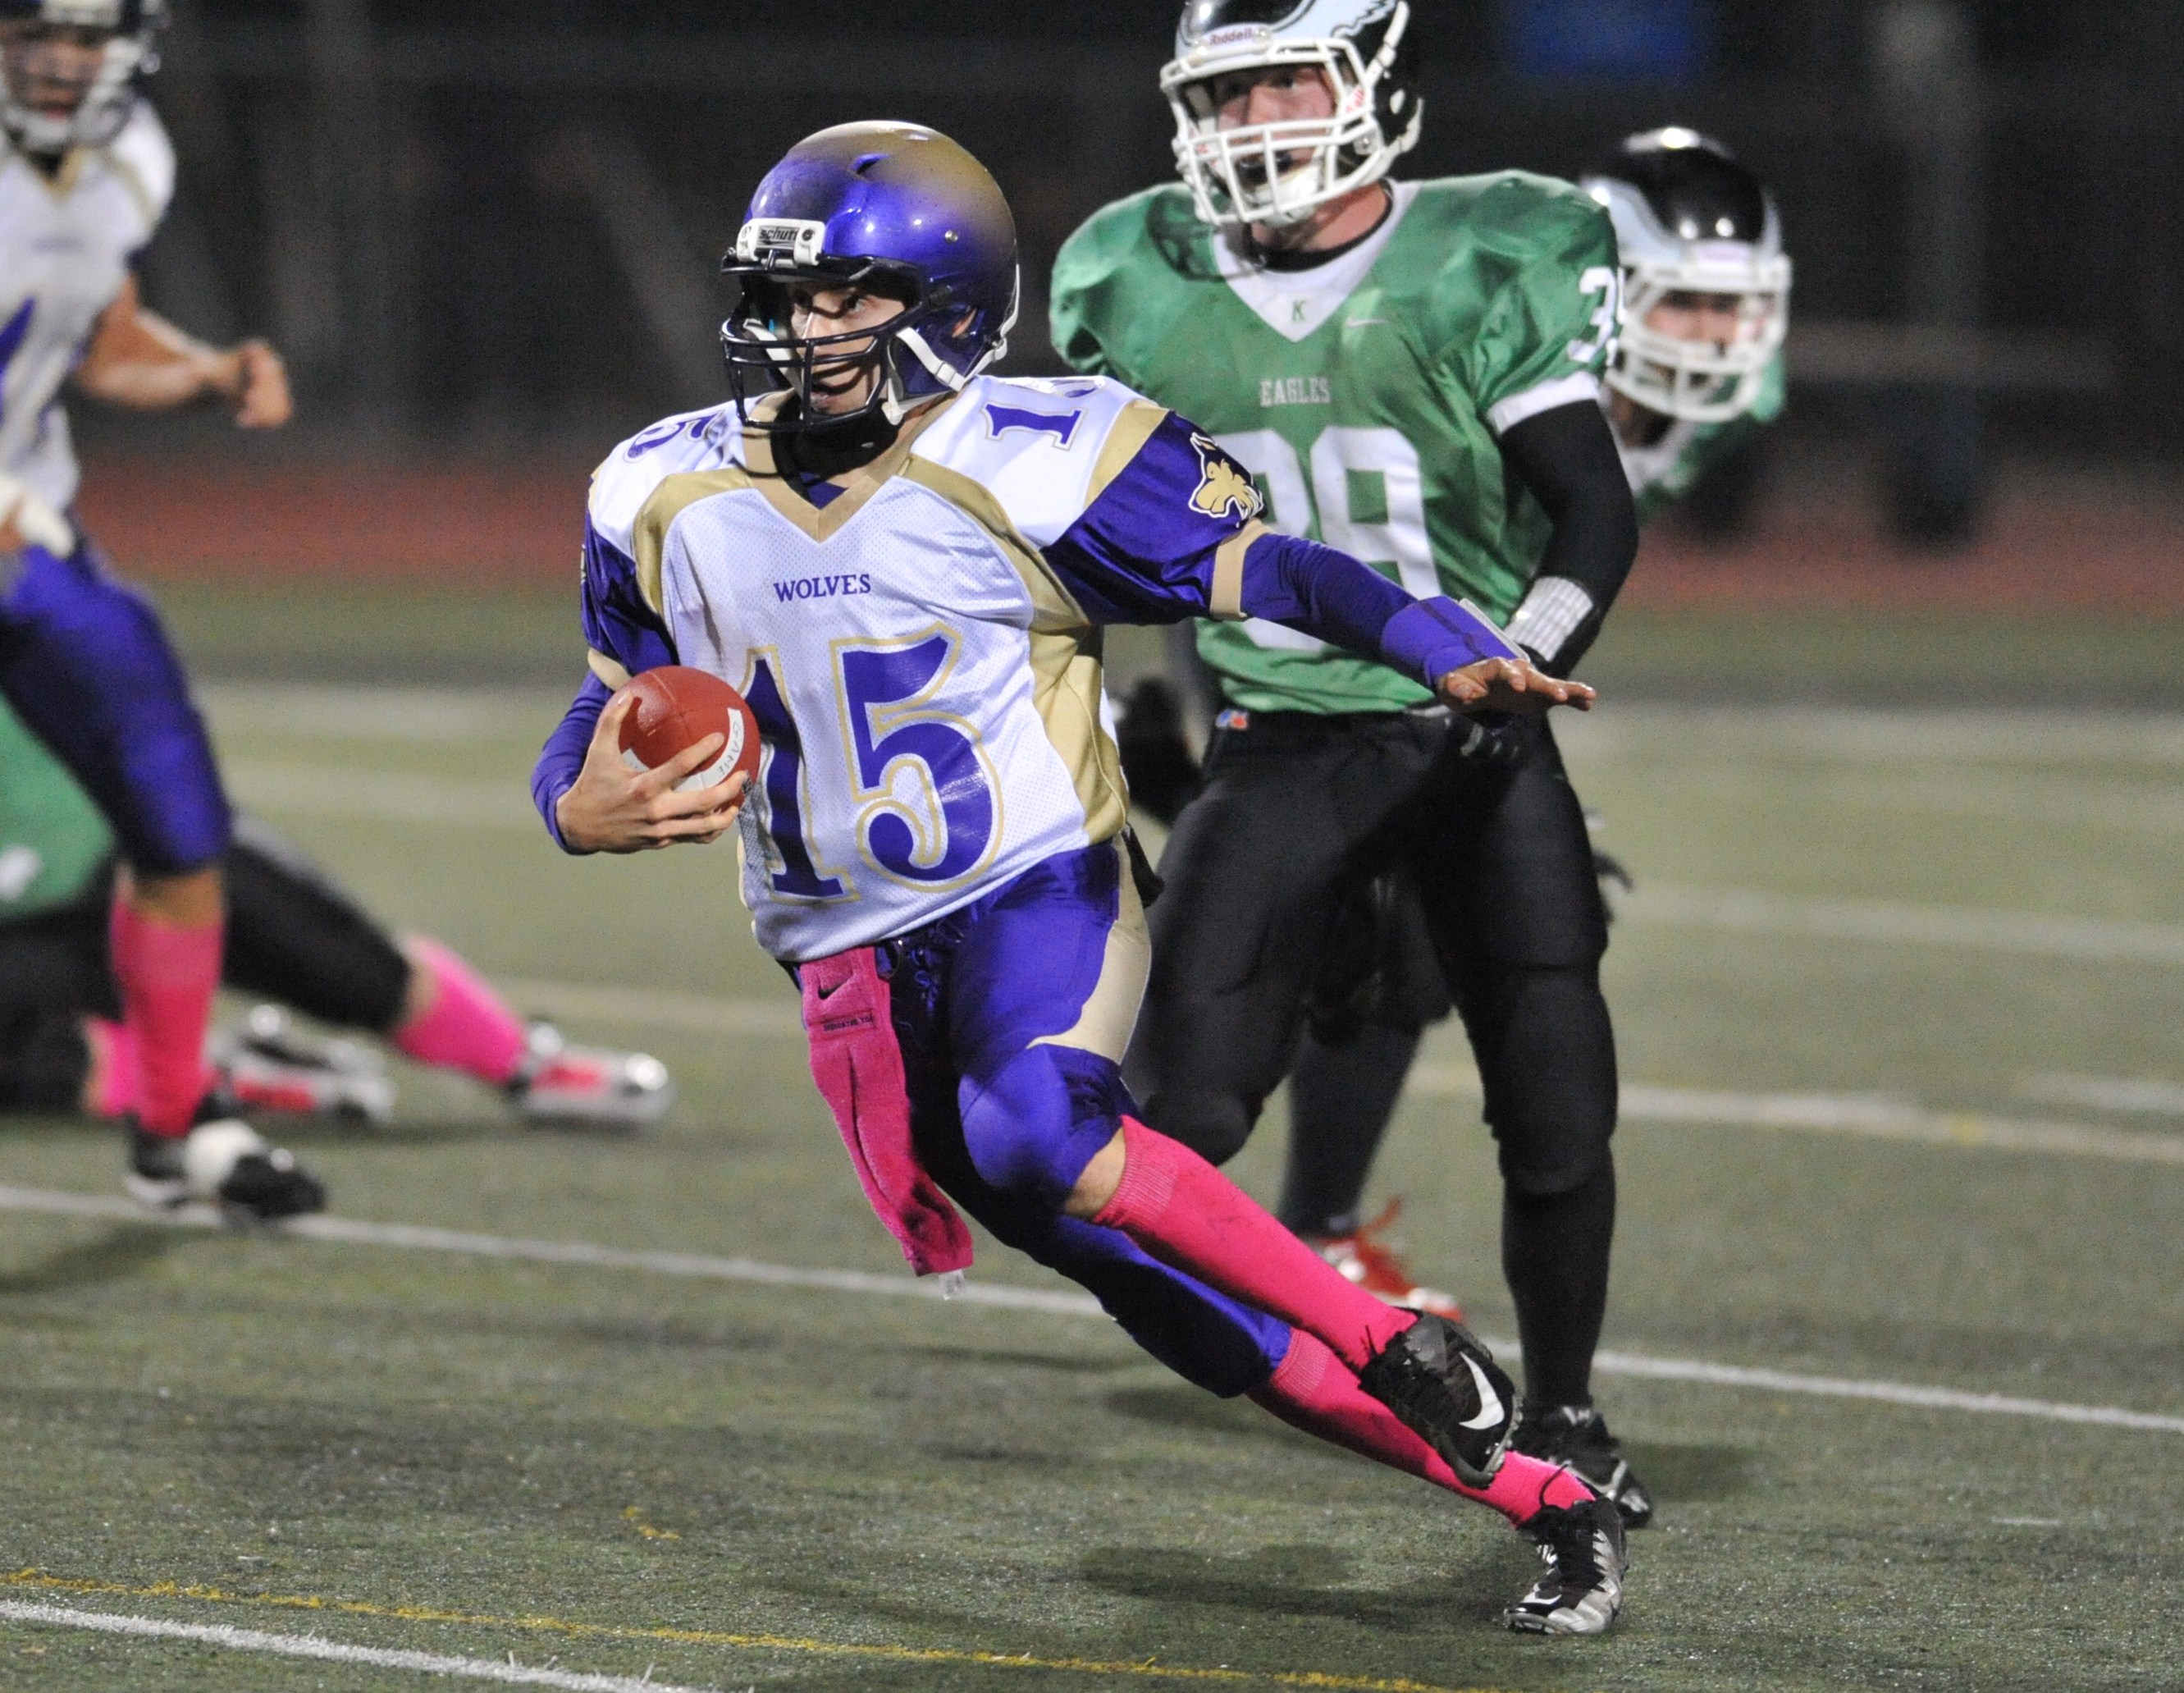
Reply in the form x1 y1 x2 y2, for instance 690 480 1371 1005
615 667 762 793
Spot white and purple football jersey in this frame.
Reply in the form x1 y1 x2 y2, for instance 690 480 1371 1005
567 374 1512 963
0 99 175 510
583 377 1209 961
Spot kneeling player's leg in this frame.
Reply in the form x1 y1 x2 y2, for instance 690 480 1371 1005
0 545 233 1141
222 818 525 1082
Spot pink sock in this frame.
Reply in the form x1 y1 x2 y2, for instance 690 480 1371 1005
83 1018 139 1119
1093 1116 1414 1372
393 937 528 1084
1250 1329 1596 1526
108 899 221 1138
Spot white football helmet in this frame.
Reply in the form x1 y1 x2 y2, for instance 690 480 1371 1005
1583 127 1791 424
0 0 165 155
1161 0 1421 231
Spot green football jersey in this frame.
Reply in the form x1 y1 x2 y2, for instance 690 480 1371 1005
0 696 117 921
1052 174 1619 716
1621 350 1786 525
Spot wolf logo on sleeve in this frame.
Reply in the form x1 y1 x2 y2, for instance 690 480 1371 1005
534 119 1621 1636
1188 433 1263 522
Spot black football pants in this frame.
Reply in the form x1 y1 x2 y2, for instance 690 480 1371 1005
1126 707 1619 1407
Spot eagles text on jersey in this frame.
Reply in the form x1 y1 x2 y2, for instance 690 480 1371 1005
1052 172 1619 717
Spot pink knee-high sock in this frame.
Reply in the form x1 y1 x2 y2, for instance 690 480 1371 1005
1250 1329 1596 1526
393 937 529 1084
108 899 221 1138
83 1018 140 1119
1093 1116 1414 1372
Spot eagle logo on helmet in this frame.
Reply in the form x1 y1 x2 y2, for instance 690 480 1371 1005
1187 434 1263 521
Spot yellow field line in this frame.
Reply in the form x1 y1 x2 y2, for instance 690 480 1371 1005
0 1570 1533 1693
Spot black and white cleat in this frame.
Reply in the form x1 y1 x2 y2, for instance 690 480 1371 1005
1512 1403 1654 1529
1505 1494 1629 1636
126 1119 327 1224
1355 1312 1519 1489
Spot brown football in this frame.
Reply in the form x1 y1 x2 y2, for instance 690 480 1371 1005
615 666 761 793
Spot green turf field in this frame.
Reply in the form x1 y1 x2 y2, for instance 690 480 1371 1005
2 607 2181 1691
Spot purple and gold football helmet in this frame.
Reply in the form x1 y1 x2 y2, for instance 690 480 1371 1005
719 121 1020 438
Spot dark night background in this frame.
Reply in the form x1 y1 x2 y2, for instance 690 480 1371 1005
92 0 2184 543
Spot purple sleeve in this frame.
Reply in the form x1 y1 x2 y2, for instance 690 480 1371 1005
1242 533 1522 685
532 672 611 852
1040 413 1263 622
534 523 678 853
581 521 678 678
1041 410 1518 682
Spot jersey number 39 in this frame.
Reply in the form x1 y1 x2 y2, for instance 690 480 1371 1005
1215 427 1433 652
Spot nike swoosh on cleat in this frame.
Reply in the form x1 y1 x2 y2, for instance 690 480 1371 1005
1457 1353 1506 1431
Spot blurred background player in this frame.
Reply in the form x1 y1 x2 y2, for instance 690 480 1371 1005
1053 0 1653 1524
0 0 329 1218
0 697 675 1130
1259 126 1794 1523
535 120 1627 1636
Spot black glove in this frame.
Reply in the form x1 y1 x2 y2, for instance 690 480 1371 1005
1447 710 1529 770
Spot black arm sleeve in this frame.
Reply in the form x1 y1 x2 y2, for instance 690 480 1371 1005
1497 399 1639 675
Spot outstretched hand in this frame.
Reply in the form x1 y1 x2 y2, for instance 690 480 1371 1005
226 341 292 429
1435 655 1596 716
555 689 750 853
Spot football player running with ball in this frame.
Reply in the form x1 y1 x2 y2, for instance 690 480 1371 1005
536 121 1629 1636
0 0 324 1219
1050 0 1656 1531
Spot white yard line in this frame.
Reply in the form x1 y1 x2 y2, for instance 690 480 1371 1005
3 1183 2179 1437
0 1600 711 1692
483 977 2184 1169
2020 1072 2184 1117
1623 883 2184 966
1401 1063 2184 1166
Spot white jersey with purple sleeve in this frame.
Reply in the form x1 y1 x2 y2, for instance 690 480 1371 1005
0 100 175 511
564 375 1514 963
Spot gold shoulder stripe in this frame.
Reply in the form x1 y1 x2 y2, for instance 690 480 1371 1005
1210 519 1270 622
587 649 633 690
1087 400 1169 507
98 146 157 230
899 456 1088 634
629 468 754 618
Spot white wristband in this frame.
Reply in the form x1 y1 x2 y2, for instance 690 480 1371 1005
1503 576 1596 665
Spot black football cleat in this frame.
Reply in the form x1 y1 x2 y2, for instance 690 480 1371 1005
126 1119 327 1224
1504 1494 1628 1636
1512 1403 1654 1529
1356 1313 1518 1488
